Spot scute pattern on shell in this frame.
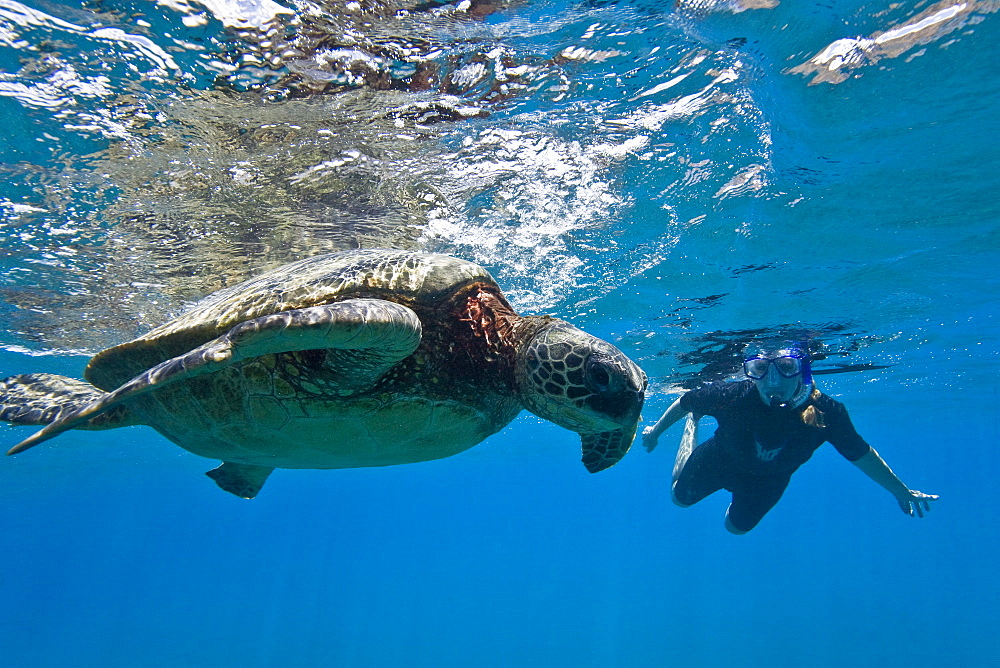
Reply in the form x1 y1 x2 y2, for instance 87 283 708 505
85 249 494 391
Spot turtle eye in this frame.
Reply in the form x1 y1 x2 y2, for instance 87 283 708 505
585 355 619 394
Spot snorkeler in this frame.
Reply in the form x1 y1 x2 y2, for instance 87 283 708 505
641 344 938 534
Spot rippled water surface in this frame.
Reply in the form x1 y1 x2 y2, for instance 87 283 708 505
1 0 998 665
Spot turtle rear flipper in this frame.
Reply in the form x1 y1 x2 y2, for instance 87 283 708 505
0 373 133 429
7 298 422 455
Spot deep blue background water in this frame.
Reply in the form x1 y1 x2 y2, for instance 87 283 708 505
1 0 998 665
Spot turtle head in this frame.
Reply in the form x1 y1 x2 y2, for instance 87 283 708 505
516 321 647 473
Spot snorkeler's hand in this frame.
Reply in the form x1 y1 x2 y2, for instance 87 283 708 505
641 426 658 453
896 490 939 518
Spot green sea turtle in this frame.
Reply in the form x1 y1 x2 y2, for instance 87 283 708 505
0 249 646 498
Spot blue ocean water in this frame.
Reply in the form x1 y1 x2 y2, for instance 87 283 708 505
1 0 997 665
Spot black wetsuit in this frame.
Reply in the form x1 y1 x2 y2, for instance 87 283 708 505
675 380 871 531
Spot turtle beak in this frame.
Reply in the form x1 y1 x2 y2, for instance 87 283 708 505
580 424 638 473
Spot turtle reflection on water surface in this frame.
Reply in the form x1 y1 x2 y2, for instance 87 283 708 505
0 250 646 498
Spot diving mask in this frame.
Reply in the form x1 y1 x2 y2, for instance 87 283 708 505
743 354 806 380
744 348 813 408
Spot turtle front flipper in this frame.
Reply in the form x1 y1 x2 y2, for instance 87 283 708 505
580 427 636 473
206 462 274 499
6 299 422 455
0 373 134 429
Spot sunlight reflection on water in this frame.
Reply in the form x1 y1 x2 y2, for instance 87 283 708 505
0 0 996 394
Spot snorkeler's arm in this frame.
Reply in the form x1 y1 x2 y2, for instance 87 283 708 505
851 448 939 518
641 397 687 453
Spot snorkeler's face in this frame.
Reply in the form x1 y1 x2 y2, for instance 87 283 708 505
753 363 803 408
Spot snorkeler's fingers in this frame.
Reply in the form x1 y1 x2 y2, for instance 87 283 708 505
898 499 913 516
